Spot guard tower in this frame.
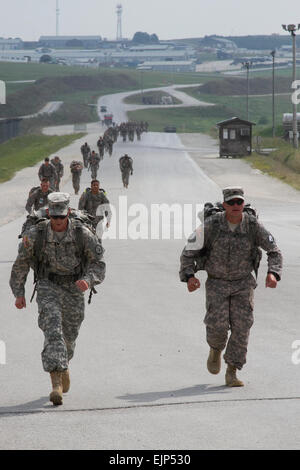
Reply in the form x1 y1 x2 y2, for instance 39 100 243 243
116 4 122 41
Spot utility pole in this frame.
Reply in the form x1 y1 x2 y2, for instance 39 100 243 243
271 50 276 138
56 0 60 36
282 24 300 149
242 61 252 121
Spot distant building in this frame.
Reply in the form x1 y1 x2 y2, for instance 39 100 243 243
0 38 23 50
137 60 196 72
39 36 102 49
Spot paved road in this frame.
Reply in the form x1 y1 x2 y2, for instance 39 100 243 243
0 89 300 450
20 101 63 119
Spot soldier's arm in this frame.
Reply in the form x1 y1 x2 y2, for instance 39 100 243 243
256 221 283 281
81 228 106 288
9 229 36 299
25 193 34 213
179 221 208 284
97 195 112 224
38 166 43 180
78 192 86 210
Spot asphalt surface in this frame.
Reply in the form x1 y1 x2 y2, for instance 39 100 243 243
0 88 300 450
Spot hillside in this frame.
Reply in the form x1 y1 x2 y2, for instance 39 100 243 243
199 76 292 96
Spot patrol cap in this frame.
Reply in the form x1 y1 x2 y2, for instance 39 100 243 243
223 186 245 202
48 192 70 216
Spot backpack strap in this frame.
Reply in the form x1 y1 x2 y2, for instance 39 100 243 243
247 215 262 278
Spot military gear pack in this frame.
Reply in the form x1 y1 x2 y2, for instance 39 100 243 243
19 209 100 304
181 201 262 280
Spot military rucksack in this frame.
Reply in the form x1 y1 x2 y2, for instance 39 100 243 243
28 186 40 197
192 201 262 278
27 209 100 303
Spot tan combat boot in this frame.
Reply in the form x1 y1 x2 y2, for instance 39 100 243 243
225 364 244 387
207 347 222 374
49 371 63 406
62 368 70 393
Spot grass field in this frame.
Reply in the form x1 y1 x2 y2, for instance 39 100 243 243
0 133 84 183
246 138 300 190
177 86 294 134
127 105 234 135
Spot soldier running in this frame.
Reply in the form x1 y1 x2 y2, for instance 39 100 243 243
119 154 133 188
38 157 57 190
50 156 64 191
25 178 53 213
70 160 83 195
179 187 283 387
80 142 91 169
10 192 106 406
88 151 101 180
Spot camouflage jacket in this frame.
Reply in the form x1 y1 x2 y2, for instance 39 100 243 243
70 161 83 174
78 189 109 216
25 188 53 213
38 163 57 181
10 218 105 298
119 156 133 172
50 159 64 178
180 212 282 282
88 154 100 167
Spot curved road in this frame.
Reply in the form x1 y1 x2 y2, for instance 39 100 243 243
0 87 299 449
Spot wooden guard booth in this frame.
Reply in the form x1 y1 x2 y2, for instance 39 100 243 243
217 117 255 158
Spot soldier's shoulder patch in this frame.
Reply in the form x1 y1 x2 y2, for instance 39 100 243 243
95 244 103 256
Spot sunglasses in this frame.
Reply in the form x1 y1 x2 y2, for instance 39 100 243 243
226 199 244 206
51 215 67 220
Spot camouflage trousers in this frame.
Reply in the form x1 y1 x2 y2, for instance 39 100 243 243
82 153 89 168
90 165 99 180
204 275 256 370
54 176 61 191
121 170 130 186
36 280 84 372
72 174 81 194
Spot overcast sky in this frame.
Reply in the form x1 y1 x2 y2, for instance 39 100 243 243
1 0 300 41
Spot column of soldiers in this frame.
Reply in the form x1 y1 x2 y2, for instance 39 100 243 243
118 121 148 142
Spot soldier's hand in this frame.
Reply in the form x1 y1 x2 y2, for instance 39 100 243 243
106 222 110 228
76 280 89 292
265 273 277 288
187 277 200 292
15 297 26 309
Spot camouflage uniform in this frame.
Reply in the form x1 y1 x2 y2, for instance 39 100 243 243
88 153 101 180
38 162 57 190
78 188 112 230
25 187 53 213
119 155 133 187
10 192 105 373
70 161 83 195
51 158 64 191
180 194 282 370
81 143 91 168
